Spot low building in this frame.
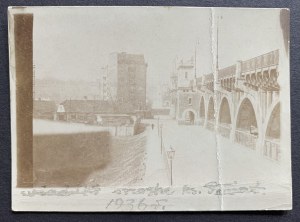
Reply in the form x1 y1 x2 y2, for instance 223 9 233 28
56 100 115 123
33 100 56 120
56 99 136 126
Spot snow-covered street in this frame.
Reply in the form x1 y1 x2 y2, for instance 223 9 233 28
142 117 290 187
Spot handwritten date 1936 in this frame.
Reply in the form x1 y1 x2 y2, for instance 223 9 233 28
105 198 169 211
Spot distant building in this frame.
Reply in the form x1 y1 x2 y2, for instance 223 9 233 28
103 52 148 113
56 100 115 123
33 99 56 120
177 58 195 89
56 99 137 134
170 58 201 124
160 83 172 108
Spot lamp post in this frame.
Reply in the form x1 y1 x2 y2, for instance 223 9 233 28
167 146 176 186
160 124 163 155
157 117 160 136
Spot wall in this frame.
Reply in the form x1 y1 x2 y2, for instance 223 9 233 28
33 131 111 187
177 91 201 124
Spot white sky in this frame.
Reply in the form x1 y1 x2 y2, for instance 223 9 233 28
32 7 284 98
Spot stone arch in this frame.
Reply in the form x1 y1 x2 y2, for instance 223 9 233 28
219 97 231 124
199 96 205 125
263 102 280 160
265 103 280 139
206 96 215 130
182 108 197 125
218 97 232 138
235 97 259 150
207 97 215 120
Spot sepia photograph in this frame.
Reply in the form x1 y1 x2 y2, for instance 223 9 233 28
9 6 291 211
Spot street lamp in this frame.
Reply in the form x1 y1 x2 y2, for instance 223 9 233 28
160 124 163 155
157 117 160 136
167 146 176 186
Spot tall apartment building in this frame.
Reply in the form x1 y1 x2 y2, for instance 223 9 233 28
102 52 147 113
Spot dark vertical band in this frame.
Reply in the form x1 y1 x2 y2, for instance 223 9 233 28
14 13 34 187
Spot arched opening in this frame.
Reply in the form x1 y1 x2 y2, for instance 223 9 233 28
264 103 280 160
206 97 215 131
235 98 258 150
199 96 205 125
218 97 231 138
184 110 195 125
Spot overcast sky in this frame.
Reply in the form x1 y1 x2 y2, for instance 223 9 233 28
31 7 284 99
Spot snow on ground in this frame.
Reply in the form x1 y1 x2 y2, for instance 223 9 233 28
156 118 290 186
84 131 147 187
33 119 148 187
140 126 169 186
33 119 107 135
33 117 290 191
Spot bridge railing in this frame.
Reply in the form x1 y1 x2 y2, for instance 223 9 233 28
263 138 280 161
241 49 279 73
206 119 215 131
218 65 236 80
235 129 257 150
218 123 231 138
161 140 171 177
203 73 214 84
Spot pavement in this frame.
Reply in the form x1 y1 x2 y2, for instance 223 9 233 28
141 125 170 186
156 117 290 186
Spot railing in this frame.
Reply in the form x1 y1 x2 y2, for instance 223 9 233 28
218 123 231 138
235 129 257 150
241 49 279 73
263 138 280 161
161 140 171 178
206 120 215 131
159 126 171 181
218 65 236 80
204 73 214 84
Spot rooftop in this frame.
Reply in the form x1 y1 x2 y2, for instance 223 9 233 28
60 100 115 114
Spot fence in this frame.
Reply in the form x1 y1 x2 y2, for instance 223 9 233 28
218 124 231 138
159 128 172 182
206 120 215 131
235 129 257 150
101 125 136 136
263 139 280 161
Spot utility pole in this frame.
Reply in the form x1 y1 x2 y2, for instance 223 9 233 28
160 124 163 155
194 43 197 79
157 117 160 136
216 16 222 73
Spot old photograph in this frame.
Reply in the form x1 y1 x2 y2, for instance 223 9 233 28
9 6 291 211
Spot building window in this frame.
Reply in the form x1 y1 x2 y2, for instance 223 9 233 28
188 97 192 105
185 72 188 79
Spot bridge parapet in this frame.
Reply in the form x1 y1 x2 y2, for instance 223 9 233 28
196 76 203 91
218 65 237 92
218 65 236 80
241 49 279 73
203 73 214 92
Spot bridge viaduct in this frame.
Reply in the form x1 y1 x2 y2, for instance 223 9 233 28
174 49 281 162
